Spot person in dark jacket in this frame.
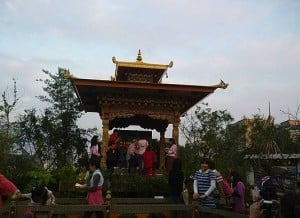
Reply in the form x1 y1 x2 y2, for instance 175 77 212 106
168 158 184 218
169 158 184 203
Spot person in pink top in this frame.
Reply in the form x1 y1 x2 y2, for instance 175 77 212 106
89 135 101 160
165 138 177 174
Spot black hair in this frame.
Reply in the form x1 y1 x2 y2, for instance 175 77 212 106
89 156 100 169
208 160 216 170
200 158 210 165
31 186 48 204
230 171 242 186
171 158 182 172
169 138 175 145
91 135 98 146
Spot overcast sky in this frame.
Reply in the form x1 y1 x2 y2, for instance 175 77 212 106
1 0 299 139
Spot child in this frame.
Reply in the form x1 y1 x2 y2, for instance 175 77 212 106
22 186 55 218
22 186 55 206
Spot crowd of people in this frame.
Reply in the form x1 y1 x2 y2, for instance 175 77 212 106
165 154 300 218
2 130 300 218
93 129 160 177
190 157 300 218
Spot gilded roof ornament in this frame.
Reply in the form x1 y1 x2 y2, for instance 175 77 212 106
112 51 173 69
136 49 143 62
59 68 76 79
213 80 229 89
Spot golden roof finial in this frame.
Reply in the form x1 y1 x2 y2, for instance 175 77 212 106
112 56 117 64
212 80 229 89
59 68 76 79
136 49 143 62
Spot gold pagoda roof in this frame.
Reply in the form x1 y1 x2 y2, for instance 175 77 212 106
65 52 228 131
112 50 173 83
70 78 227 115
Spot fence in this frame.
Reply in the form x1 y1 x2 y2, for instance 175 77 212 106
1 198 248 218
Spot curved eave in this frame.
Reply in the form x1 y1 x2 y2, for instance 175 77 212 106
71 78 218 92
70 78 221 115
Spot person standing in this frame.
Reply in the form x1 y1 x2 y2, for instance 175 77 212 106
136 138 148 175
76 158 104 218
230 171 245 214
168 158 184 218
89 135 101 160
106 129 120 170
117 142 127 169
165 138 177 174
208 160 227 207
193 158 216 208
127 139 138 175
143 146 156 177
108 129 120 151
259 169 278 218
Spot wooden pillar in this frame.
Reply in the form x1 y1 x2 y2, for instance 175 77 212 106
172 116 180 145
172 116 180 157
101 114 109 168
159 131 165 169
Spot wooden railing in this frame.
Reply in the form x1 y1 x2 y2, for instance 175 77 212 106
1 198 248 218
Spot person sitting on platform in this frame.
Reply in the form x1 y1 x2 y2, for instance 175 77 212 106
143 145 156 177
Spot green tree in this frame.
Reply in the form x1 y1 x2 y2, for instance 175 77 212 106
246 114 283 155
274 125 298 154
180 103 234 158
16 69 90 170
0 78 19 171
279 102 300 152
215 120 248 175
179 103 237 176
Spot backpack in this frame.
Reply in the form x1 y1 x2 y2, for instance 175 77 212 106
220 178 233 196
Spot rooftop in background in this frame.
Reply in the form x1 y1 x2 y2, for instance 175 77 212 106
280 119 300 128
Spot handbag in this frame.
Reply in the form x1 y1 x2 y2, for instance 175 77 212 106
182 183 189 205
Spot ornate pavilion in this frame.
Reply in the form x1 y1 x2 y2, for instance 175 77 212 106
65 50 228 167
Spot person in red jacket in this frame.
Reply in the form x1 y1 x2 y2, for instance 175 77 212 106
0 173 21 218
143 146 156 177
108 129 120 150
